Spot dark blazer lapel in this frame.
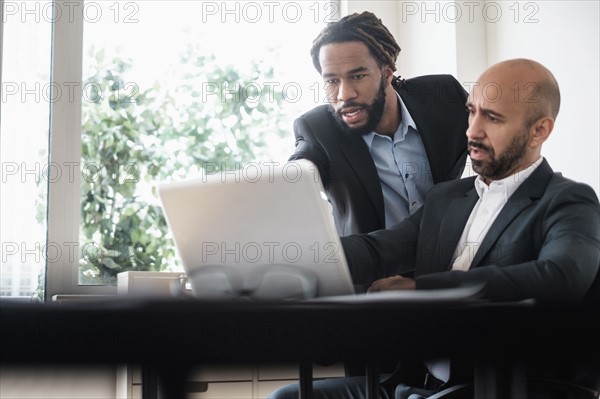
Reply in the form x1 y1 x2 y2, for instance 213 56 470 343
398 85 448 182
436 181 480 269
338 133 386 227
398 87 433 151
400 88 432 132
470 160 554 267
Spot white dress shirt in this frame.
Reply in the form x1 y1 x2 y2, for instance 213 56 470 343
426 156 544 383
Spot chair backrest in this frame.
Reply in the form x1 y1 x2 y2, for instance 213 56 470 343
583 264 600 306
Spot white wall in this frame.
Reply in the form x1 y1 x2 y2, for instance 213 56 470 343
485 1 599 194
343 0 599 194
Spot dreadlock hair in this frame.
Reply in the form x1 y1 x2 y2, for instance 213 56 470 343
310 11 402 77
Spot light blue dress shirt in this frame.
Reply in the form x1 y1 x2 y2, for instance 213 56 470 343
362 93 433 228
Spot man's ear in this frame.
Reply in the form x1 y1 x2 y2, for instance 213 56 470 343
529 117 554 147
382 65 394 84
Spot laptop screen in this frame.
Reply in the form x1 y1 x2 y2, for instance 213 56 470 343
156 160 355 299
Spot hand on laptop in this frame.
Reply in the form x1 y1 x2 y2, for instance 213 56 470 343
368 275 416 292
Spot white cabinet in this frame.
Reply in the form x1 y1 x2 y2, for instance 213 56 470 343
121 362 344 399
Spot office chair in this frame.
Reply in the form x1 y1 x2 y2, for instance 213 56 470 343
406 380 599 399
405 384 471 399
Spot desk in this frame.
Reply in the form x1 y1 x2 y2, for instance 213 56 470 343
1 297 598 399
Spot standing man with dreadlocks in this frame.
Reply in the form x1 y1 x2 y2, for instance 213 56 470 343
290 11 468 237
287 10 470 381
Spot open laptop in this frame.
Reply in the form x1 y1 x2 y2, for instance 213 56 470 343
156 159 356 300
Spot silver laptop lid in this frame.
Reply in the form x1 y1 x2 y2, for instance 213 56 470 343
156 160 355 299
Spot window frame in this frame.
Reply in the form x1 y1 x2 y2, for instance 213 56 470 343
42 0 347 300
45 0 118 299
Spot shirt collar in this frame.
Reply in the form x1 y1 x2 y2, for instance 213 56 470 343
363 92 417 149
474 156 544 199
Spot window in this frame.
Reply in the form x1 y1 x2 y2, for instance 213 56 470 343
1 0 338 300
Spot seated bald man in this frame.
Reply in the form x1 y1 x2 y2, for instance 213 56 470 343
268 58 600 399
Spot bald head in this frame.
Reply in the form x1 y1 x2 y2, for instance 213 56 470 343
465 59 561 181
478 58 561 127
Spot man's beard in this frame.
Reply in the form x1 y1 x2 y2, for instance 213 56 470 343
329 77 387 136
469 126 531 181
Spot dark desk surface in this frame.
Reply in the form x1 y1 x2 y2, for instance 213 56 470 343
1 295 599 398
2 295 598 362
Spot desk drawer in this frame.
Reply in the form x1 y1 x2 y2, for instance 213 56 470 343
258 362 344 380
189 364 254 382
188 381 253 399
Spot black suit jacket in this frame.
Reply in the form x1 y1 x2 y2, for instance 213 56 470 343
289 75 469 236
342 159 600 303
